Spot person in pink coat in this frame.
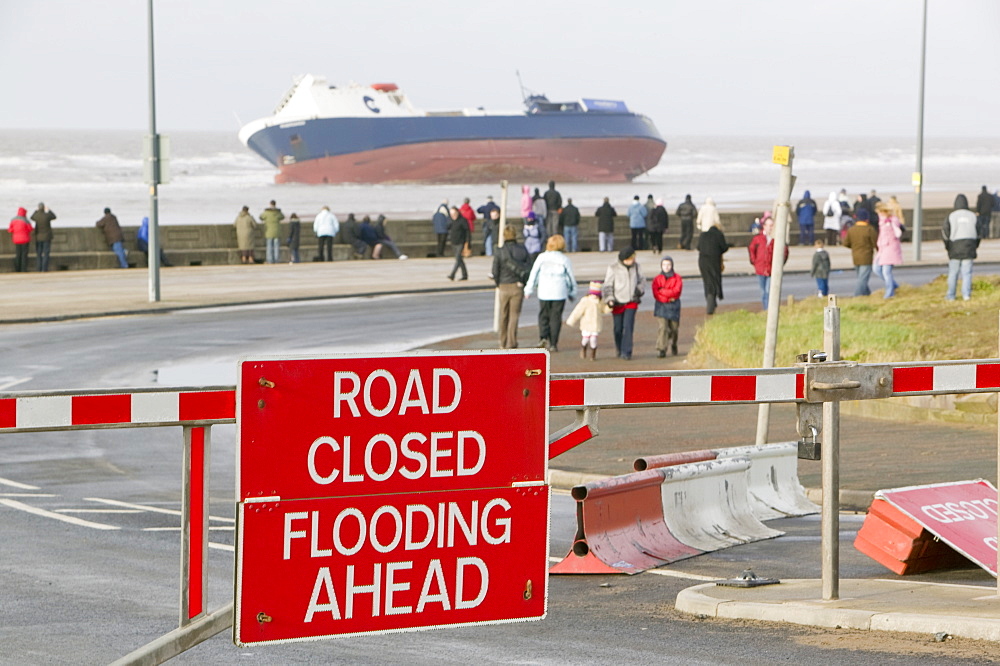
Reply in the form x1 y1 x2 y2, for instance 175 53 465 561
520 185 533 219
8 207 32 272
875 202 904 298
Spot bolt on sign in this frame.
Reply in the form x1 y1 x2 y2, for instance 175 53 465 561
234 351 550 646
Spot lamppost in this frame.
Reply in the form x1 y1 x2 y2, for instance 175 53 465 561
913 0 928 261
147 0 161 302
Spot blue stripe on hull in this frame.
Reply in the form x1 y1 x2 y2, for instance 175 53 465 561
245 113 665 168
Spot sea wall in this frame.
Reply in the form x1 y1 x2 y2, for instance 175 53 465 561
0 208 951 272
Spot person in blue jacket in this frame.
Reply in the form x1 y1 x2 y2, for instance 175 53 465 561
795 190 817 246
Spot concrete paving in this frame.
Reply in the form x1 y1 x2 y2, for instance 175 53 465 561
4 239 1000 642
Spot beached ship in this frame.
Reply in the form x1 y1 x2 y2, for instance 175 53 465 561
238 74 667 184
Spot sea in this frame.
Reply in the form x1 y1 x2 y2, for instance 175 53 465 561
2 129 999 228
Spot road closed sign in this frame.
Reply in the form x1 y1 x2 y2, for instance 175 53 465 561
234 350 550 646
878 479 999 576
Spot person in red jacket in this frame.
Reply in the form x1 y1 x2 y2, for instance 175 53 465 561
747 212 788 310
652 256 683 357
8 207 32 272
459 198 477 253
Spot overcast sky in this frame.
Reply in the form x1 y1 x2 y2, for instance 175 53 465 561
2 0 998 137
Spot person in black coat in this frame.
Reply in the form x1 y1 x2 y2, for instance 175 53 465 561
647 198 669 255
697 220 730 315
446 206 470 281
492 226 531 348
676 194 697 250
595 197 617 252
559 198 581 252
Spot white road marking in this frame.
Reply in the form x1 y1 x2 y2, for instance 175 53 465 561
85 497 234 523
0 376 31 390
0 498 119 530
143 527 181 531
209 542 235 552
56 508 142 514
0 477 41 490
0 493 56 498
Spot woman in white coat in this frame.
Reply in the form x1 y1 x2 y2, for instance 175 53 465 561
822 192 842 246
524 234 577 352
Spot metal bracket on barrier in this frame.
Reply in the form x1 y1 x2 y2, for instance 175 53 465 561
803 361 892 403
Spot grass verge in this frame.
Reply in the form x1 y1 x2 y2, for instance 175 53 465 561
689 274 1000 368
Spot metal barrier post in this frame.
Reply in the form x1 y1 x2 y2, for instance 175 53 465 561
180 425 210 627
822 299 841 600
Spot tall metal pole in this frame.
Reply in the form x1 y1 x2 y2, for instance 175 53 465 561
755 148 795 446
822 298 841 601
913 0 928 261
147 0 161 302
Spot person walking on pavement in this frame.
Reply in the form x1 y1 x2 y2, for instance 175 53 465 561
446 206 470 281
30 202 56 272
432 201 450 257
747 212 787 310
595 197 617 252
696 207 729 315
943 193 980 301
811 238 831 297
843 209 879 296
543 181 562 237
522 212 545 260
628 195 647 251
602 246 645 360
647 198 668 255
559 198 581 252
96 207 128 268
976 185 994 240
795 190 817 246
566 281 609 361
875 202 904 298
524 234 576 352
492 226 531 349
676 194 697 250
313 206 339 262
234 205 258 264
652 256 682 357
8 207 32 272
259 200 285 264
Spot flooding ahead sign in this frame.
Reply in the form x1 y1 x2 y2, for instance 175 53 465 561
234 351 550 646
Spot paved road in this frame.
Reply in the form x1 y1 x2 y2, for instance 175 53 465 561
1 267 996 664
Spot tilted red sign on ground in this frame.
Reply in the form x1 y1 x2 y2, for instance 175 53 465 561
234 351 550 646
877 479 999 576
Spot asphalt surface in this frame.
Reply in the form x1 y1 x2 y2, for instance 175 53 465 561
3 243 1000 660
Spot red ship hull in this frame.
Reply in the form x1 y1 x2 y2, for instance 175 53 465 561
274 137 666 185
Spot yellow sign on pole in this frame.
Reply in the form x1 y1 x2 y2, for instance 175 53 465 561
772 146 791 166
912 171 922 187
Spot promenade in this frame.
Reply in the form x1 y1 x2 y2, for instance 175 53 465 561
2 237 996 323
4 238 1000 642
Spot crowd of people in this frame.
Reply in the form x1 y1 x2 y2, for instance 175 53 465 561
6 184 997 362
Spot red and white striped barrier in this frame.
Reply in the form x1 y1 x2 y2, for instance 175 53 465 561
550 369 804 410
0 388 235 432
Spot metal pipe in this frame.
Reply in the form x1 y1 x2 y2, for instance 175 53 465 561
913 0 928 261
147 0 161 302
822 297 841 600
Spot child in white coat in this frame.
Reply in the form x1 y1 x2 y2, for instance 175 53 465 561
566 281 610 360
